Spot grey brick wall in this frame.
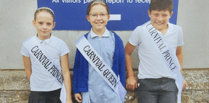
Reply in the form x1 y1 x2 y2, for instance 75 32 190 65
0 69 208 103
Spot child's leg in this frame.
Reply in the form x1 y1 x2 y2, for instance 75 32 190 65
157 79 178 103
137 79 159 103
158 91 177 103
28 89 61 103
137 78 178 103
48 89 62 103
137 90 158 103
28 91 45 103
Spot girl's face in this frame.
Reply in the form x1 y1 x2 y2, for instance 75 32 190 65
86 4 110 34
33 11 55 40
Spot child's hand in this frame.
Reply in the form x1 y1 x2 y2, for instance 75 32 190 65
74 93 82 102
182 79 187 90
126 76 138 91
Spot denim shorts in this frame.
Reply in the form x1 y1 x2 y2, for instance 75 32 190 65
137 78 178 103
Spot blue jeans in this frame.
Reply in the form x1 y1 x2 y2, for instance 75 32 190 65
137 78 178 103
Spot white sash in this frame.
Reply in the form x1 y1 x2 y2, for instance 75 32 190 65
23 36 67 103
145 22 184 103
75 36 127 102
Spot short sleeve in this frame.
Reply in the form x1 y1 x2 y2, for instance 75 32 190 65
60 41 70 56
177 27 184 46
128 26 141 46
20 45 30 57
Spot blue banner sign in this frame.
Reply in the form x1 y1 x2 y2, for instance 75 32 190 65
37 0 179 30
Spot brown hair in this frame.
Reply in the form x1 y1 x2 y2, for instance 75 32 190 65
86 0 110 15
34 7 55 22
149 0 173 13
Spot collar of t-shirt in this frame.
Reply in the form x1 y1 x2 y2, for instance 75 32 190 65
90 28 109 39
167 22 174 34
35 34 52 44
165 22 173 36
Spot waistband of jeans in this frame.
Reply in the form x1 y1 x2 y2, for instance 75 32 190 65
139 77 175 81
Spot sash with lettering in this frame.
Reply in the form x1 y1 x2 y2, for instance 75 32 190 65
145 21 184 103
23 36 67 103
75 35 127 102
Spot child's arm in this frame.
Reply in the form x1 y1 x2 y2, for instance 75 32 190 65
125 42 138 91
176 46 187 90
22 56 32 81
176 46 183 73
61 54 73 103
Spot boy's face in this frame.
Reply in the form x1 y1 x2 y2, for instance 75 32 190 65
148 9 173 31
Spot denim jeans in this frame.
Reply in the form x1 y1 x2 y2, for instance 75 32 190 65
137 78 178 103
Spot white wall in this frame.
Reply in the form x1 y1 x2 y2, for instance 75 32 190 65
0 0 208 69
177 0 209 68
0 0 37 69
